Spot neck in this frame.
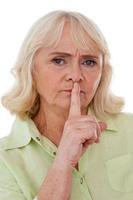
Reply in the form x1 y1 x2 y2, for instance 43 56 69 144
32 102 88 147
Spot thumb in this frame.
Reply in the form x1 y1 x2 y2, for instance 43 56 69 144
98 121 107 132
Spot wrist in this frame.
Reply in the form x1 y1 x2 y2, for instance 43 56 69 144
52 157 74 173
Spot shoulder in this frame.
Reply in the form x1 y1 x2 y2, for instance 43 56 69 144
0 116 33 151
107 112 133 134
112 112 133 126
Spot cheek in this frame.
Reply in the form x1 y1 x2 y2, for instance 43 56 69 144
93 77 101 91
86 72 101 93
36 70 60 95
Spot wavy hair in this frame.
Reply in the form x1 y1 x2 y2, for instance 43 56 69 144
1 10 124 120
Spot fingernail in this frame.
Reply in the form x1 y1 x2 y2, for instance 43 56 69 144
74 82 79 93
76 83 80 94
74 82 77 89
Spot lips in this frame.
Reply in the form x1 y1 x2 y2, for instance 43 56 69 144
63 89 72 92
63 89 85 94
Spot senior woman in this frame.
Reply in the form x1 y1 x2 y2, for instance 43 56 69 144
0 10 133 200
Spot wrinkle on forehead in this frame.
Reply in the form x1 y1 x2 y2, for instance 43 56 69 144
46 37 101 58
71 48 81 57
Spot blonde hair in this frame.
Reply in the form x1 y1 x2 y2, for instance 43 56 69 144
1 10 124 120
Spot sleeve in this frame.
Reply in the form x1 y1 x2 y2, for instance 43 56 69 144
0 159 27 200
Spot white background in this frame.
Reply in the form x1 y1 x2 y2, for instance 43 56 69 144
0 0 133 137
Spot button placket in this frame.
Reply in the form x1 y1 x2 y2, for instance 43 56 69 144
80 177 84 184
36 136 41 141
73 169 92 199
53 151 56 156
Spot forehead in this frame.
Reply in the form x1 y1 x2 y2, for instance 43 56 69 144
46 23 101 57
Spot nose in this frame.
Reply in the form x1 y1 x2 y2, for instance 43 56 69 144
65 64 84 82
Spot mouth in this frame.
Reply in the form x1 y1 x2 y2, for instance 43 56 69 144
63 89 85 94
63 89 72 93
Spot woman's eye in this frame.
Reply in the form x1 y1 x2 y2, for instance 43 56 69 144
51 58 97 67
52 58 65 65
82 59 97 66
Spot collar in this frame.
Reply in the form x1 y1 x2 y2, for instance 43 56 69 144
1 115 57 154
1 116 31 150
1 111 117 150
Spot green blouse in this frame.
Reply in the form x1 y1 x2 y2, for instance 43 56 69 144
0 112 133 200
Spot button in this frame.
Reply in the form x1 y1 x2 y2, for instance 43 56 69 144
53 151 56 156
36 137 40 141
80 177 83 184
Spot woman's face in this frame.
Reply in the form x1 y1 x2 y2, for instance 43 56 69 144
33 25 103 113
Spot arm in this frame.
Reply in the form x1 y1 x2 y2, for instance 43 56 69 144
37 159 73 200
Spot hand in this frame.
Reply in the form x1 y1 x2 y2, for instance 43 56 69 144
55 82 107 169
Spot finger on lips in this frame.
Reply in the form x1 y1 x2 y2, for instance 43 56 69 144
68 82 107 143
68 82 81 118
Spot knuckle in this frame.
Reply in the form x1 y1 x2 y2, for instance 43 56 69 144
65 119 74 127
90 128 97 140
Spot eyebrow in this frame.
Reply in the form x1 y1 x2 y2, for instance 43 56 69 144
49 52 99 59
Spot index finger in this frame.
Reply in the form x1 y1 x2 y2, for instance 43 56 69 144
68 82 81 119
